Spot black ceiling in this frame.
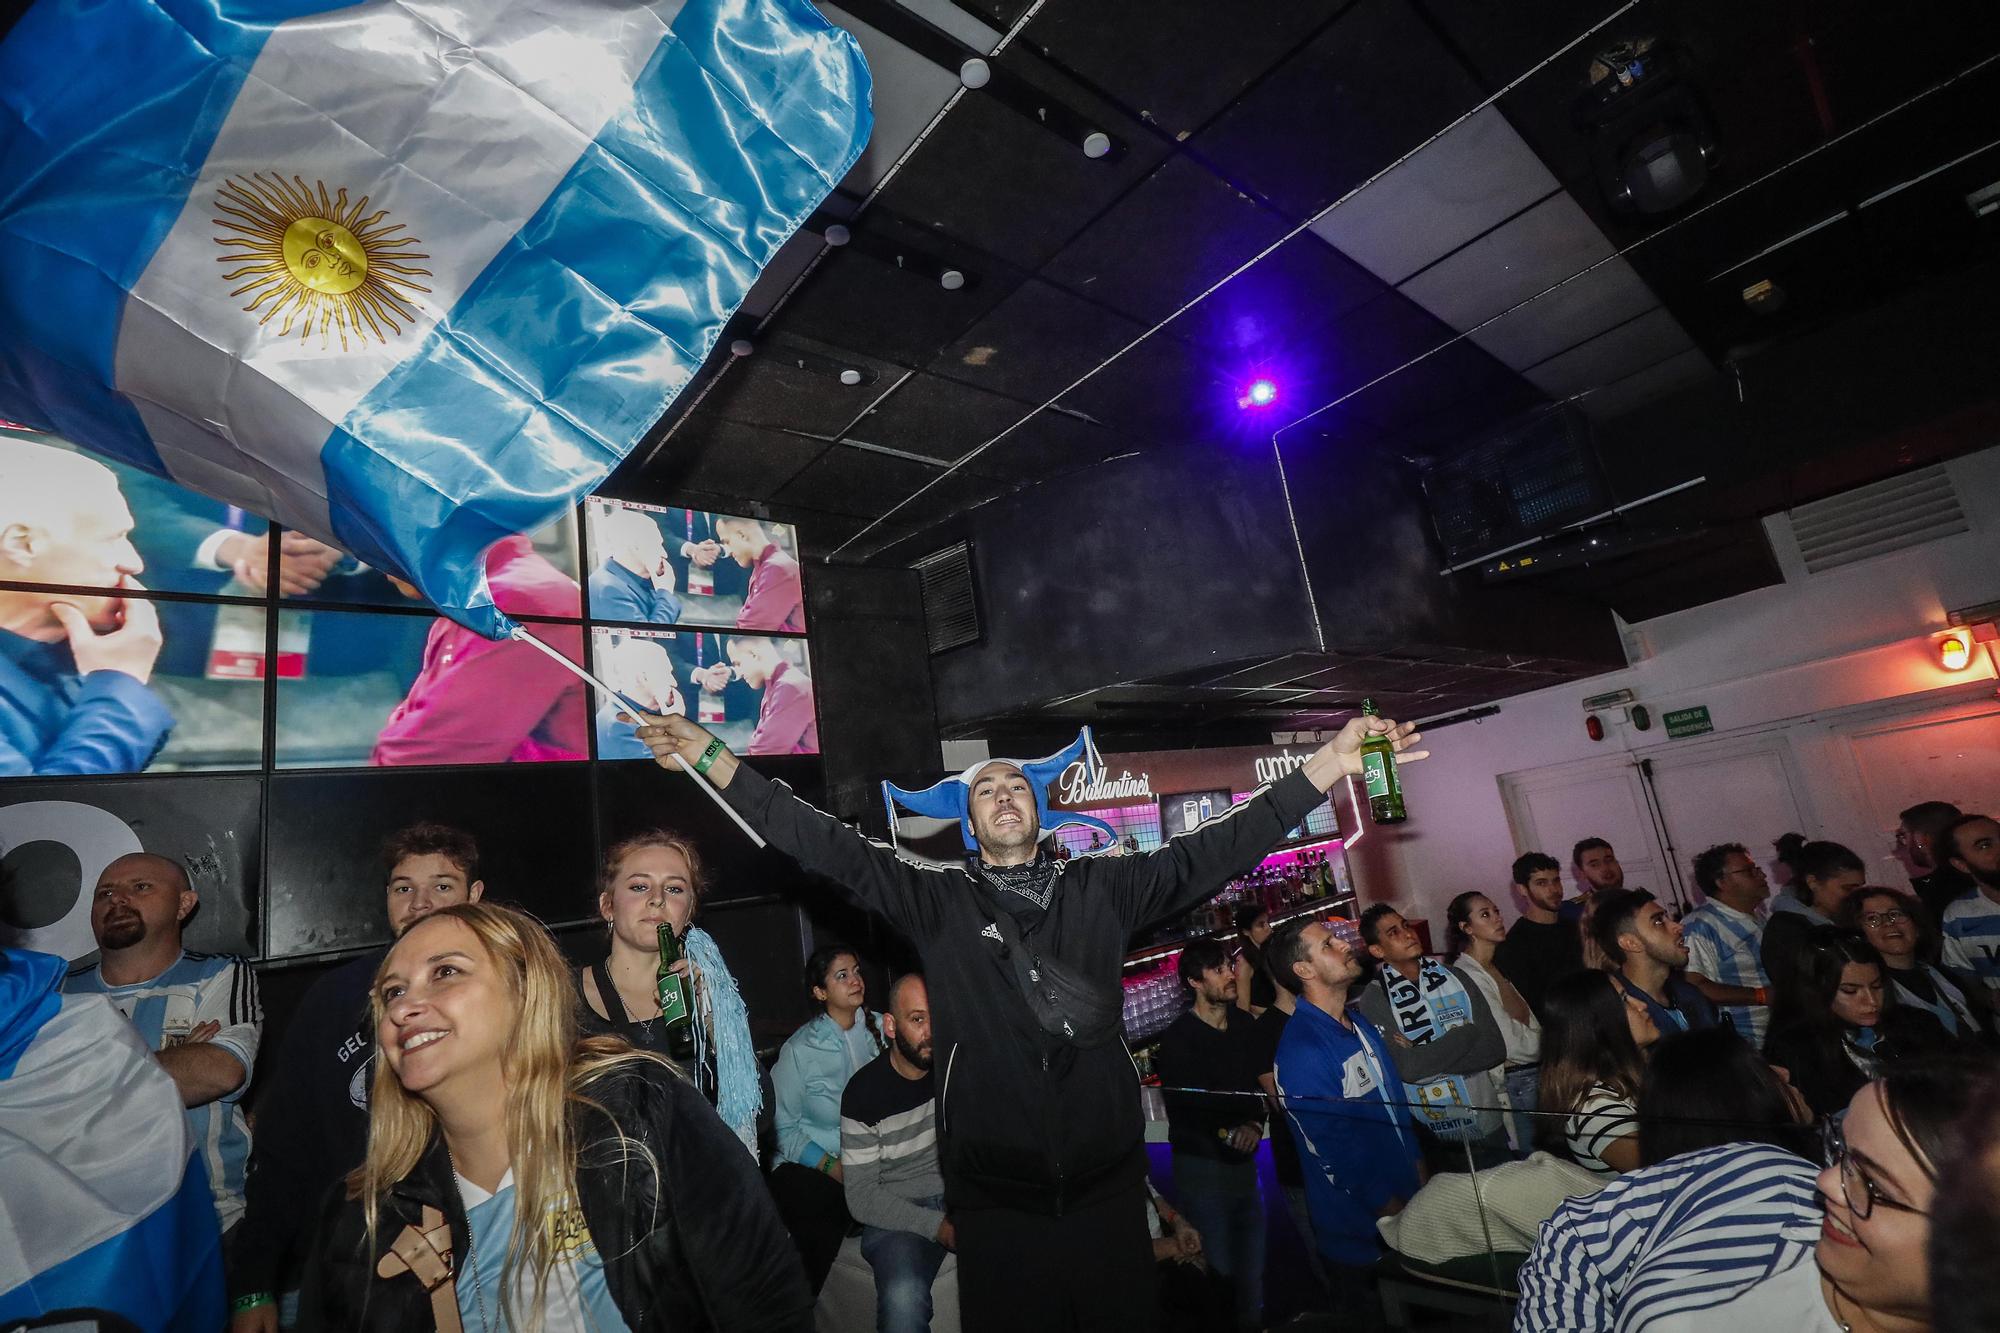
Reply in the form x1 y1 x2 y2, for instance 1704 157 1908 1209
612 0 2000 726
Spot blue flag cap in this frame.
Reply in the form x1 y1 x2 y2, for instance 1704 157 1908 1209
882 727 1119 852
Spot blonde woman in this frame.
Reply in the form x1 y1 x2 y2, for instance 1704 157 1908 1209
296 902 809 1332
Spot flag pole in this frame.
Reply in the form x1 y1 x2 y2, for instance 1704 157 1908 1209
508 627 766 848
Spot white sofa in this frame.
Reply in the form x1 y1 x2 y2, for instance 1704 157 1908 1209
814 1232 961 1333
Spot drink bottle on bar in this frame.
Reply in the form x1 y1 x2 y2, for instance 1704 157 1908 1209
656 923 697 1061
1359 697 1408 825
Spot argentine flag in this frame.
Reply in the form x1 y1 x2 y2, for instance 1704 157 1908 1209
0 0 870 637
0 949 225 1331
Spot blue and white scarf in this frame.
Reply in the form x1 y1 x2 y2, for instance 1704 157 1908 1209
683 926 761 1157
1381 958 1493 1142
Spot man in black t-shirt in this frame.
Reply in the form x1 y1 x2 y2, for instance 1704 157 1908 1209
1156 937 1269 1333
1494 851 1586 1022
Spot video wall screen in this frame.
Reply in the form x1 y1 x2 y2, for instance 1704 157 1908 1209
591 627 818 758
584 496 805 634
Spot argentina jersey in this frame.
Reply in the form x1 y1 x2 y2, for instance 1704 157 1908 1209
64 951 262 1230
1942 889 2000 990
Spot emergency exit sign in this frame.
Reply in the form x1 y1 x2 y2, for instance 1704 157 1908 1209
1663 705 1714 739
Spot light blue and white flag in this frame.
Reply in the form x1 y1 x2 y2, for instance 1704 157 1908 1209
0 949 225 1331
0 0 870 636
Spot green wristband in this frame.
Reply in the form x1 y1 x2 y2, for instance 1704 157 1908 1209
231 1293 276 1313
693 737 725 775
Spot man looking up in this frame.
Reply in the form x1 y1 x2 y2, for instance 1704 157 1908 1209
1901 800 1972 921
635 710 1426 1332
1941 814 2000 991
1557 837 1624 924
1155 936 1269 1333
63 853 262 1244
841 973 951 1333
716 515 805 632
1268 918 1420 1326
0 440 170 775
226 823 483 1330
1493 852 1585 1022
1679 843 1773 1046
1593 888 1717 1035
589 506 682 625
1355 906 1506 1166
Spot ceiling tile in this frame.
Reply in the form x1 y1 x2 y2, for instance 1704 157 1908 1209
819 4 964 194
1467 258 1659 370
930 280 1148 404
1040 155 1291 326
847 374 1030 462
1522 307 1700 399
1181 232 1382 355
959 410 1139 480
1193 0 1485 221
697 334 905 436
1397 192 1616 330
1573 346 1716 422
1308 107 1560 285
639 415 829 502
770 443 949 517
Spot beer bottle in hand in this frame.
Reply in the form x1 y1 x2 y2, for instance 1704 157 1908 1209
656 923 697 1062
1359 698 1408 825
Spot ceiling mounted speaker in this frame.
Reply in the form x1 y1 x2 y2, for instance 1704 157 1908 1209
1575 39 1718 217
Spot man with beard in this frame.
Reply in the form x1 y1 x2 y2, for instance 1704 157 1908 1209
64 852 262 1244
1941 814 2000 991
1493 852 1585 1022
637 710 1425 1331
1594 888 1719 1033
841 973 951 1333
224 823 483 1330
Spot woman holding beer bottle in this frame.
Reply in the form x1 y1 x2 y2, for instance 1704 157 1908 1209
576 828 763 1155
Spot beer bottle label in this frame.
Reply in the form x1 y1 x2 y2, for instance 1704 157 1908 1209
658 974 691 1025
1362 750 1393 799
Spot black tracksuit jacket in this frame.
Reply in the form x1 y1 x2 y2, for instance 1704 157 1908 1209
722 763 1325 1215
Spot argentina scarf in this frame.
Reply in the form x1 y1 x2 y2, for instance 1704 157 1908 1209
1381 958 1490 1142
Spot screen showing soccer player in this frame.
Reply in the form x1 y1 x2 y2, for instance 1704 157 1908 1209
584 497 805 633
590 627 817 758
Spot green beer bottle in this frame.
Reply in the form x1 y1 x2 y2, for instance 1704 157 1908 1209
656 923 697 1061
1358 698 1407 825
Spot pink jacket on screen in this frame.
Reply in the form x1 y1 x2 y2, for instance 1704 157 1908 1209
737 543 805 632
747 659 817 755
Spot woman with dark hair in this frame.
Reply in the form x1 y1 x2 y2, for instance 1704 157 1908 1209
1840 885 1991 1043
1518 1060 1989 1333
1537 970 1659 1176
1232 902 1280 1017
1445 890 1542 1153
1762 834 1867 996
297 902 812 1331
770 944 887 1295
1637 1026 1812 1166
1762 927 1950 1118
578 829 761 1152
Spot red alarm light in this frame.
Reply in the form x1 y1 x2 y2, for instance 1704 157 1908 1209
1585 713 1605 742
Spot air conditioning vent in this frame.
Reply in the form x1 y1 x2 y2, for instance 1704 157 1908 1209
1786 466 1969 574
912 541 979 654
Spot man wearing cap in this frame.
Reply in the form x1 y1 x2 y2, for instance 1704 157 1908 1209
636 710 1425 1332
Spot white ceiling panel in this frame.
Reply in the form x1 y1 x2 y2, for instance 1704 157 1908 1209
1307 107 1560 286
1467 257 1659 370
1398 191 1616 330
821 5 962 194
899 0 1003 52
1523 307 1702 400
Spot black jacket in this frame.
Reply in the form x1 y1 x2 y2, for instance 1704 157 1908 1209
232 949 382 1299
297 1058 811 1331
723 763 1325 1215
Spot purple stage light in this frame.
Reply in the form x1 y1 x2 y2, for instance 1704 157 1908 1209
1239 378 1278 409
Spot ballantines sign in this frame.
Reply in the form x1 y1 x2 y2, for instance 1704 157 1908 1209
1048 743 1322 812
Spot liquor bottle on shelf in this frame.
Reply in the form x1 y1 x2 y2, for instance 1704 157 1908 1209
1359 697 1408 825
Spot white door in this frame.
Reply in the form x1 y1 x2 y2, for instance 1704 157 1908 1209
1499 755 1671 907
1638 735 1813 907
1832 696 2000 867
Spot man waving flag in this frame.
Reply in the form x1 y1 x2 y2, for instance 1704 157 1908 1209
0 0 870 637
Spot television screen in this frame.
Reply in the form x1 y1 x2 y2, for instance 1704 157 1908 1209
584 497 805 634
590 627 817 758
276 610 586 769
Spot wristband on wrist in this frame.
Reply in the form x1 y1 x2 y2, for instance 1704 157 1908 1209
694 737 724 776
231 1293 275 1313
1753 986 1769 1006
818 1153 835 1174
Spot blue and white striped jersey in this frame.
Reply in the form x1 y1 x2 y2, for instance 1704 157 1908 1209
1514 1141 1821 1332
1941 888 2000 992
65 950 261 1231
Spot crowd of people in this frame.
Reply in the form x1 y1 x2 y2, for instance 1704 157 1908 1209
15 698 2000 1331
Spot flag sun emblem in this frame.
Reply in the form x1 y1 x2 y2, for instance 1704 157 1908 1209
213 174 433 349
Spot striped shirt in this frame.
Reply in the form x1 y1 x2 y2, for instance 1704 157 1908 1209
1564 1085 1638 1177
65 950 261 1230
839 1049 945 1241
1680 900 1770 1048
1941 888 2000 992
1514 1142 1821 1332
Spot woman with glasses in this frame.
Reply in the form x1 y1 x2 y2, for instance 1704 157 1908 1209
1839 886 1991 1044
1517 1061 1987 1333
1763 927 1951 1118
